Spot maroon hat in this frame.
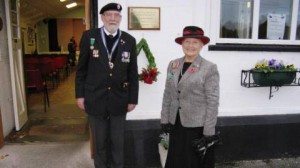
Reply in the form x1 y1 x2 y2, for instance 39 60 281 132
175 26 210 45
100 3 122 14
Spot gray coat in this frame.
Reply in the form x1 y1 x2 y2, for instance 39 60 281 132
161 55 219 135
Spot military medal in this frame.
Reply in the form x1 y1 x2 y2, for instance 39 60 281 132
90 38 95 50
93 50 99 58
109 62 114 69
121 52 130 63
100 27 122 70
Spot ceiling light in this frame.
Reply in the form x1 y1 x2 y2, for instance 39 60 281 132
60 0 66 2
66 2 77 8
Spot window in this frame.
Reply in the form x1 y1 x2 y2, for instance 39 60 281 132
220 0 253 39
258 0 293 40
217 0 300 45
297 2 300 39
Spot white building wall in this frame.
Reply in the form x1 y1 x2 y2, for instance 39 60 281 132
97 0 300 120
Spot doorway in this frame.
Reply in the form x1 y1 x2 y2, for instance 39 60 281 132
7 0 89 143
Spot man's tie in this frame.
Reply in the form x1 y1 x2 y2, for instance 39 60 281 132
109 34 114 38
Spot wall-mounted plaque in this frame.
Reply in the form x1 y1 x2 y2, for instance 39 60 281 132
128 7 160 30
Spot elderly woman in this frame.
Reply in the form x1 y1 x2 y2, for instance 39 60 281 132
161 26 220 168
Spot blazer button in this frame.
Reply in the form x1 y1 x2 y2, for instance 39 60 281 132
178 90 181 93
109 73 113 77
178 107 181 109
108 87 111 90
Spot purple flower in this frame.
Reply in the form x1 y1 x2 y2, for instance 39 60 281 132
268 59 276 66
274 64 282 70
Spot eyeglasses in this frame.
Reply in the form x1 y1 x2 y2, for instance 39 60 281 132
103 12 122 18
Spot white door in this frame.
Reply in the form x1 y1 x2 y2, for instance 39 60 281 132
5 0 28 130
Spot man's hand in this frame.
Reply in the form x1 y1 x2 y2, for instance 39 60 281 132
127 104 136 112
76 98 85 110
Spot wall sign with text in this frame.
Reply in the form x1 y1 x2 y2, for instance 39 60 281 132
128 7 160 30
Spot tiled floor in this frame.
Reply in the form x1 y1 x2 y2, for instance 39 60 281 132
7 68 89 143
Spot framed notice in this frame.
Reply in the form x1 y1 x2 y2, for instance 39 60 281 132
128 7 160 30
27 27 34 45
267 13 286 40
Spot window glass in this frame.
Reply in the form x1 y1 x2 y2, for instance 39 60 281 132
259 0 293 40
220 0 253 39
297 2 300 40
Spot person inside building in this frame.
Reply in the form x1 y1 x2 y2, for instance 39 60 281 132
68 36 76 66
75 2 139 168
160 26 220 168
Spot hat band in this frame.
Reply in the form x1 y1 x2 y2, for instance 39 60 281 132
182 34 205 37
183 30 204 36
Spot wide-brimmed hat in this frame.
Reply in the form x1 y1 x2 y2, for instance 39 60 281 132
175 26 210 45
100 3 122 14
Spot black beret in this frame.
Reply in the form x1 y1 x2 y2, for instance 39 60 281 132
100 3 122 14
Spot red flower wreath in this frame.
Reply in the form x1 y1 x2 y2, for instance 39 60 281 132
136 38 159 84
139 66 159 84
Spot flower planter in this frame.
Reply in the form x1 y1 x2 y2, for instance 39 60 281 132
251 70 296 86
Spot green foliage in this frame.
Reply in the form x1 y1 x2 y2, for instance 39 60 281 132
136 38 157 68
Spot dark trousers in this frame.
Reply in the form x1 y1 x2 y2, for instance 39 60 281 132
89 114 126 168
69 52 76 66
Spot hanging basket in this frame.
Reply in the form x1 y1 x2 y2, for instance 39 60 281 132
251 70 296 86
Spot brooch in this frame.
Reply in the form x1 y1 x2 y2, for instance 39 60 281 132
167 73 175 80
172 61 180 69
121 39 125 45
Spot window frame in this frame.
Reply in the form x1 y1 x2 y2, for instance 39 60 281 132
213 0 300 45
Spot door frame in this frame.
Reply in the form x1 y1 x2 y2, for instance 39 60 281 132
5 0 28 131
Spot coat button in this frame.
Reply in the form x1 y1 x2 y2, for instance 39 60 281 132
178 90 181 93
178 107 181 109
109 73 112 77
108 87 111 90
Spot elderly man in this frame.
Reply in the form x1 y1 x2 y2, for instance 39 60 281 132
75 2 139 168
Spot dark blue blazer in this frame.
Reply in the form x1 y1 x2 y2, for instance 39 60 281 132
75 28 139 116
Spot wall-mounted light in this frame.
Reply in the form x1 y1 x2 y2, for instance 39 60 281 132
60 0 66 2
66 2 77 8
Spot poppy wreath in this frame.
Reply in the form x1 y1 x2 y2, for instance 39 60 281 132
136 38 159 84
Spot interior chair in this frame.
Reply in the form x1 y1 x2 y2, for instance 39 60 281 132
25 69 50 112
24 57 39 70
38 57 57 89
53 56 68 82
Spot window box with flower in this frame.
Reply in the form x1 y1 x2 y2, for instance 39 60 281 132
251 59 297 86
241 59 300 99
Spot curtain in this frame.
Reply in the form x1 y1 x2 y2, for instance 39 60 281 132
48 19 60 51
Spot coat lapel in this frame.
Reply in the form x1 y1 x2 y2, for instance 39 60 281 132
172 57 184 88
114 32 124 68
93 28 109 69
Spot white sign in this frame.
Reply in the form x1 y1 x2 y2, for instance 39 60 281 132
267 13 286 40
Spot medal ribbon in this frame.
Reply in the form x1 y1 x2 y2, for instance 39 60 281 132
100 27 121 68
90 38 95 49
